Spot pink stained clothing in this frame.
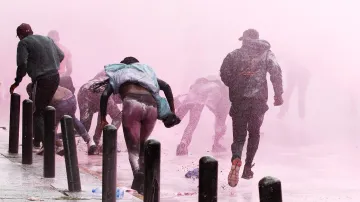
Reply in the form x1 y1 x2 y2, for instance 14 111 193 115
56 43 72 75
182 81 226 113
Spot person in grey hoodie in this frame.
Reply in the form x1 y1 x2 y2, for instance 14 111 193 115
220 29 283 187
10 23 64 149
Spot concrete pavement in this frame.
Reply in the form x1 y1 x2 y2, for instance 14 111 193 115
1 101 360 201
0 129 141 201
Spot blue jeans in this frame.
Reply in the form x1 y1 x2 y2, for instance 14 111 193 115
54 95 90 143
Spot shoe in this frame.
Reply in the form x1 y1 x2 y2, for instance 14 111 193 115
176 142 188 156
241 163 255 180
55 139 63 147
131 172 144 195
228 158 242 187
33 141 41 149
36 147 44 155
56 146 65 156
87 140 97 155
211 143 227 153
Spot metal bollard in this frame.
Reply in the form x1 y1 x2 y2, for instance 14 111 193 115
198 156 218 202
9 93 20 153
144 139 161 202
102 124 117 202
43 106 56 178
22 99 33 164
60 115 81 192
258 176 282 202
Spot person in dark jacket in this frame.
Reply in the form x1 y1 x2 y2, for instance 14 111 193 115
10 23 64 149
220 29 283 187
98 57 180 195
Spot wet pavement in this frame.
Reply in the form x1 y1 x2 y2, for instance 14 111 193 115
74 113 360 201
0 130 141 201
0 105 360 201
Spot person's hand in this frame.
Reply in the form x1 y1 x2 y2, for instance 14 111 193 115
9 83 18 94
100 118 109 129
274 95 284 106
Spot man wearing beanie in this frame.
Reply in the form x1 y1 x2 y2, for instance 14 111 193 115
220 29 284 187
10 23 64 149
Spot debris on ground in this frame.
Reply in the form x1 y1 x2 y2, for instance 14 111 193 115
185 168 199 179
27 197 43 201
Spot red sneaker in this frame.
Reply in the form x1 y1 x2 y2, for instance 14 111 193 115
228 158 242 187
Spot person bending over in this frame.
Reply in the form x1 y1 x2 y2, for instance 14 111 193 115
78 70 122 146
26 84 97 155
175 75 230 155
98 56 180 194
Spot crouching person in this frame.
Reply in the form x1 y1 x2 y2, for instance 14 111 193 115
26 84 97 155
97 56 180 195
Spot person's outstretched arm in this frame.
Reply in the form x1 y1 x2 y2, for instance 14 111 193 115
157 78 175 112
100 84 114 122
14 41 28 86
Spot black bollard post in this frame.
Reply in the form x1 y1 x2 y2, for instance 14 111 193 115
144 139 161 202
60 115 81 192
102 124 117 202
22 99 33 164
258 176 283 202
44 106 56 178
198 156 218 202
9 93 20 154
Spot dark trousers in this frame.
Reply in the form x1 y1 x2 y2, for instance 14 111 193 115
32 74 60 145
230 104 265 166
59 76 75 94
54 95 90 143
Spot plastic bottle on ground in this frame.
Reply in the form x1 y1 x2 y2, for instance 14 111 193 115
92 187 124 199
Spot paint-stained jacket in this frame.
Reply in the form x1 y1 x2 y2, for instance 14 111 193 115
104 63 172 119
78 71 121 104
220 39 283 105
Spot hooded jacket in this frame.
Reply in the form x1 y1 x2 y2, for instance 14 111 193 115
220 39 283 106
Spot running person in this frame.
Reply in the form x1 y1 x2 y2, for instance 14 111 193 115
11 23 63 149
77 71 122 146
98 57 180 194
220 29 283 186
175 76 230 155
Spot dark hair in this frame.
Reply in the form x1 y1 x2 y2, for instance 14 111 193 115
120 57 139 64
89 79 109 93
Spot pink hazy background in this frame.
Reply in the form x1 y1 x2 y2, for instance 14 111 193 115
0 1 359 200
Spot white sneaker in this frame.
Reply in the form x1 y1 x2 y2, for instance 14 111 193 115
87 139 97 155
